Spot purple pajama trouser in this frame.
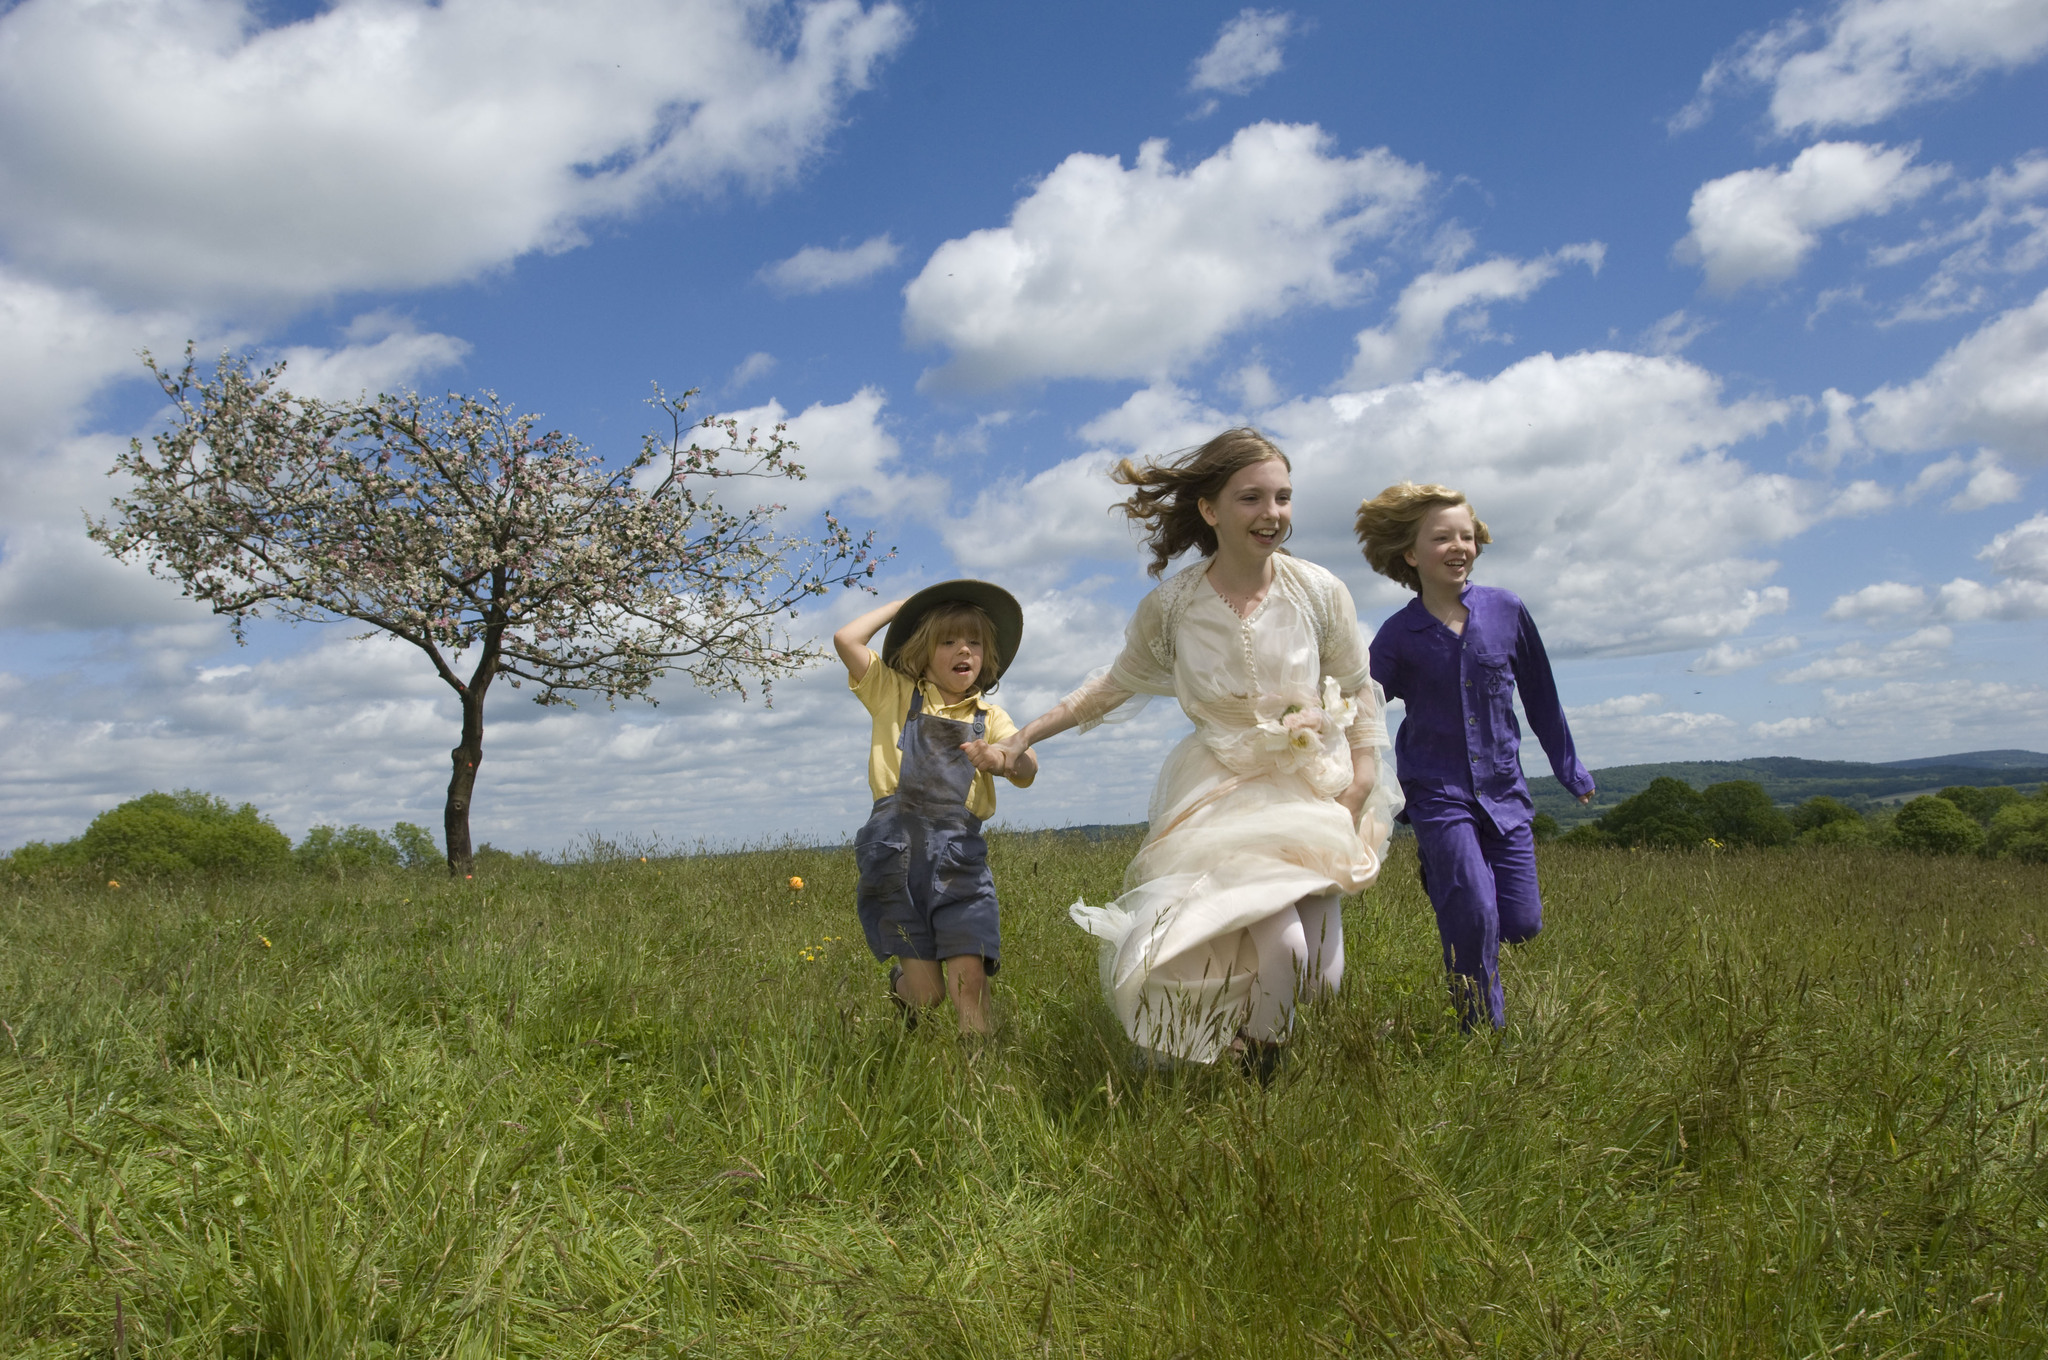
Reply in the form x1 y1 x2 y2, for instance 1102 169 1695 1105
1407 789 1541 1030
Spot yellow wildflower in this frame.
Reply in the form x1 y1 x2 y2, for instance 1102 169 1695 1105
107 880 120 888
789 876 804 890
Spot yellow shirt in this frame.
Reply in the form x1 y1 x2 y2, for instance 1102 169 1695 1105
850 648 1032 819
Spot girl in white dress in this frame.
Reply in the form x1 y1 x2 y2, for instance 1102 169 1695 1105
969 430 1400 1069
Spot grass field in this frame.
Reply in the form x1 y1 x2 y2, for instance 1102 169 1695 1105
3 836 2045 1358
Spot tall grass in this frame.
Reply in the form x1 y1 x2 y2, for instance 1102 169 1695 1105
2 837 2043 1357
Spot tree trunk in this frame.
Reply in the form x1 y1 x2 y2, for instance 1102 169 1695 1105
443 688 486 875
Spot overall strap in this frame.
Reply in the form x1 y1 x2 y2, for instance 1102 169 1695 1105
972 707 985 740
897 688 926 750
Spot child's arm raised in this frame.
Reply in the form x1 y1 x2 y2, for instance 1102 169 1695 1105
833 598 905 685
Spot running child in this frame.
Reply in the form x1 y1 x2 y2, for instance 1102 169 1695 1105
1356 483 1594 1031
833 581 1036 1035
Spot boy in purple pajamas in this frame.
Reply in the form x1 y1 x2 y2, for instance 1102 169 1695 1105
1355 483 1594 1030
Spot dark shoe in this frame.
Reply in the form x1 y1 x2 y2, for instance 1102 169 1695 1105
1233 1034 1287 1087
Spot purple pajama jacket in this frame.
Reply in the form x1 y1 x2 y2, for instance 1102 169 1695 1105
1368 584 1593 1028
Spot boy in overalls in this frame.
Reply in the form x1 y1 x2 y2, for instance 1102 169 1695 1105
833 581 1036 1035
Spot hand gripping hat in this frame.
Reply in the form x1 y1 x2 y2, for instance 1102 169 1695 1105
881 579 1024 679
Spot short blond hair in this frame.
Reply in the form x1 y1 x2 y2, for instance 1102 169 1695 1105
889 602 1003 694
1354 482 1491 592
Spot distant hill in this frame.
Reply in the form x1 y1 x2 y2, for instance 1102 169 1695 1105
1531 751 2048 827
1877 749 2048 771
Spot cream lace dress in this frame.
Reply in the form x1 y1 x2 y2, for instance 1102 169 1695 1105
1063 554 1402 1063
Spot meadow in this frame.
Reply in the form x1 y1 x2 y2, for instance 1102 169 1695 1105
2 836 2044 1358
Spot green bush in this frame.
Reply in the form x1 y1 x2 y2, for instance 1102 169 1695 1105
391 821 442 870
296 824 403 874
1986 798 2048 863
1530 812 1559 843
1597 776 1710 849
1800 816 1873 847
1892 795 1986 856
1938 784 2026 827
1790 795 1863 834
1 840 75 876
1702 779 1795 848
71 790 292 876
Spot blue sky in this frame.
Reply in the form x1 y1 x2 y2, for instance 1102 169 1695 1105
3 0 2046 852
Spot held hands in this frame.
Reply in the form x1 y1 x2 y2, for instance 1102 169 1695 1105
961 732 1030 776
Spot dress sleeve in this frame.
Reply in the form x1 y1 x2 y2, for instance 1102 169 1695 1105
1313 573 1381 748
1062 667 1140 733
1063 585 1179 733
1313 569 1403 854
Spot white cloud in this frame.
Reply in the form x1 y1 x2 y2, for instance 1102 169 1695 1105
758 234 902 294
1856 286 2048 461
1560 693 1736 763
1979 510 2048 579
930 409 1015 459
727 351 778 391
941 384 1235 581
1675 0 2048 136
0 312 472 632
1189 9 1295 96
1272 350 1810 657
1676 142 1946 291
708 387 944 523
949 351 1817 657
1341 244 1603 387
1873 152 2048 323
1693 635 1801 674
901 122 1430 390
1899 449 2025 509
1825 518 2048 627
1751 715 1826 740
1638 309 1712 356
0 0 911 306
1777 623 1951 681
271 315 471 401
1804 678 2048 750
1948 456 2025 510
1937 575 2048 620
1825 479 1894 516
1826 580 1930 619
0 269 203 457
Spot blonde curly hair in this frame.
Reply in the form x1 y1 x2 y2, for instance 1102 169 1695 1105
1354 482 1490 592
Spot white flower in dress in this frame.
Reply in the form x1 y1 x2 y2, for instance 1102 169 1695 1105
1251 677 1357 773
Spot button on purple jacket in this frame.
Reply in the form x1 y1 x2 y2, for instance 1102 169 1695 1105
1368 584 1594 833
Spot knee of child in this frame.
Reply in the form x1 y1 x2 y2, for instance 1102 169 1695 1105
1503 920 1542 946
944 954 990 994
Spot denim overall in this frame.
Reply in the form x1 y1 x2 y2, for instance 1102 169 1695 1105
853 690 1002 971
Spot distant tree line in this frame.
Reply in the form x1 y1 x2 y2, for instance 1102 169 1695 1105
1551 778 2047 861
0 789 535 881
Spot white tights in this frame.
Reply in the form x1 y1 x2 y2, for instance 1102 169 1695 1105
1242 892 1344 1043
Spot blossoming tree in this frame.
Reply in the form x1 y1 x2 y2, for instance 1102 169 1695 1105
90 348 886 873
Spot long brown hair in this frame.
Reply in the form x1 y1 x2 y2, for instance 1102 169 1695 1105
1112 427 1290 578
1353 482 1490 592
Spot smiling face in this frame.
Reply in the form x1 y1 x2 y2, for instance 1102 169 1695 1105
1198 456 1292 565
1405 503 1481 595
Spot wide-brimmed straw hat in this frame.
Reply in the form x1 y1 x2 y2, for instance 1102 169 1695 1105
881 579 1024 676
